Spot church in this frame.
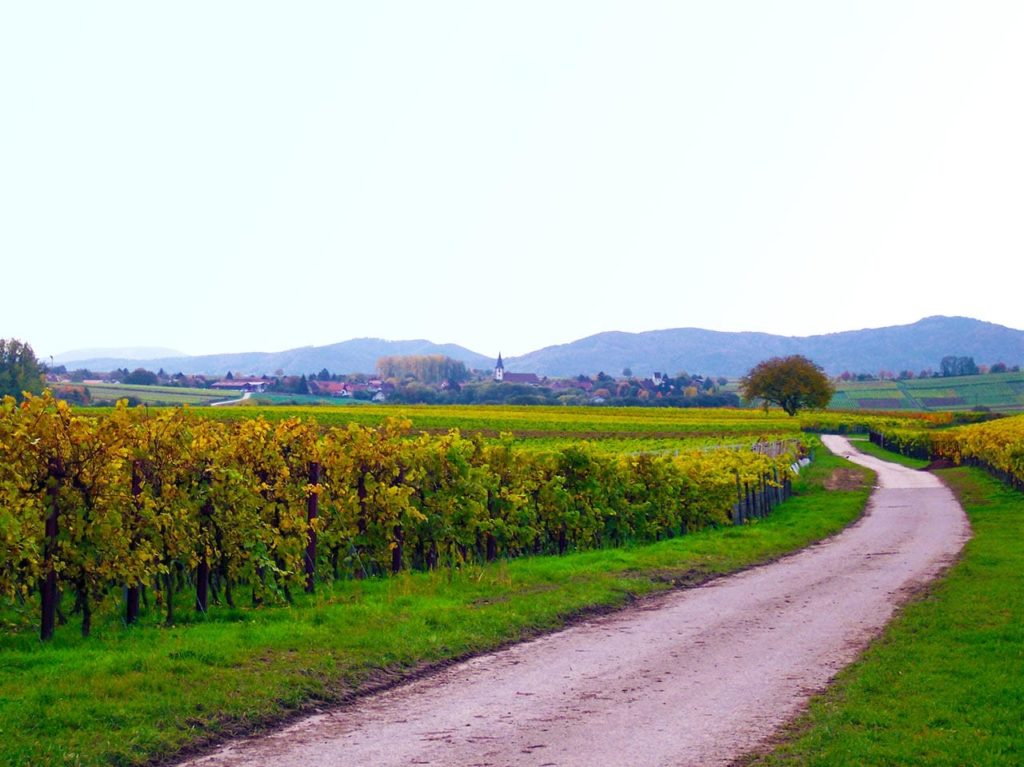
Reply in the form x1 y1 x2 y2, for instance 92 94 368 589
493 353 541 385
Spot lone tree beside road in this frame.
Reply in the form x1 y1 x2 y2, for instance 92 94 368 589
740 355 833 416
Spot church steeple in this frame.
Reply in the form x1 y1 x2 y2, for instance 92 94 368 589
494 353 504 382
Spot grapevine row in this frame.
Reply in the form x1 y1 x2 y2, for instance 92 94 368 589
0 393 800 639
868 413 1024 489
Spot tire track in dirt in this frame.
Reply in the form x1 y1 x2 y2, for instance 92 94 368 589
179 436 970 767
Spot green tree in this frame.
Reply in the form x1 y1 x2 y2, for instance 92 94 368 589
123 367 158 386
740 355 833 416
376 355 469 385
0 339 44 401
940 355 979 377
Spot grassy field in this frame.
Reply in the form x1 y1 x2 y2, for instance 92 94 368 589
749 465 1023 766
0 449 870 767
831 370 1024 412
65 383 232 407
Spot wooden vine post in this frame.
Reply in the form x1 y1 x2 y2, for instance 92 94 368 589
127 461 142 625
305 461 320 593
196 500 212 613
41 457 63 641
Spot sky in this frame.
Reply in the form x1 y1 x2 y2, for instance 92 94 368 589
3 2 1023 360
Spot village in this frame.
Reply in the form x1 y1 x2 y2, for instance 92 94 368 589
45 354 738 408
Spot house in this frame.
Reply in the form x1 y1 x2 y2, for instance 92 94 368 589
308 381 348 397
550 378 593 392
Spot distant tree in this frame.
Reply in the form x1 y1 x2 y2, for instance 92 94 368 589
225 371 234 380
123 368 159 386
317 368 331 381
622 367 632 378
740 355 834 416
376 355 469 385
390 382 439 404
990 362 1008 374
0 338 45 401
940 356 979 377
54 385 91 405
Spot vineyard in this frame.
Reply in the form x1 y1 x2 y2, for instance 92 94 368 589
0 394 805 640
830 370 1024 412
870 413 1024 490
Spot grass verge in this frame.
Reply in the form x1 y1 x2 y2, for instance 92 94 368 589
845 435 931 469
0 450 871 767
746 466 1023 767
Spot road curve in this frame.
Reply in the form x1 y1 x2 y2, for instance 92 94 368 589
181 436 970 767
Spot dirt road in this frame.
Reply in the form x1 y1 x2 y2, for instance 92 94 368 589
181 436 970 767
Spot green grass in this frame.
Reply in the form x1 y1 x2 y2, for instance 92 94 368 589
245 393 370 406
748 467 1023 766
846 435 931 469
70 383 230 407
0 450 870 767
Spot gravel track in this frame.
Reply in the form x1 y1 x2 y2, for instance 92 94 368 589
180 436 970 767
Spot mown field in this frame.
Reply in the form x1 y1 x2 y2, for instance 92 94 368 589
62 383 233 407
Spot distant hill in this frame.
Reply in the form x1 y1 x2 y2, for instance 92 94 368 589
64 339 494 377
54 346 185 364
59 317 1024 378
504 316 1024 378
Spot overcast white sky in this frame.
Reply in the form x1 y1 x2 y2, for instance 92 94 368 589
3 2 1022 359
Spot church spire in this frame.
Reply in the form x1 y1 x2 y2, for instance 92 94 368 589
494 352 504 382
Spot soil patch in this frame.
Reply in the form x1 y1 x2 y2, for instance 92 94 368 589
823 468 866 491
